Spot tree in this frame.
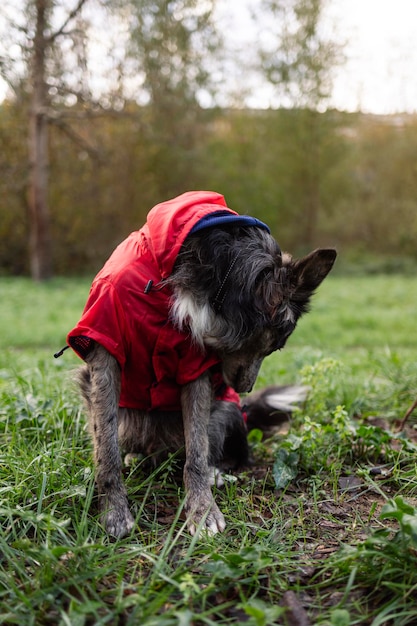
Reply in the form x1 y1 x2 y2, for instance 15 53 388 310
0 0 222 278
1 0 90 280
258 0 345 249
32 0 95 280
0 0 109 280
125 0 220 196
260 0 342 110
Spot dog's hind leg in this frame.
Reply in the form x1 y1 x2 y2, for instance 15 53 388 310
82 343 135 538
181 373 226 535
208 400 249 471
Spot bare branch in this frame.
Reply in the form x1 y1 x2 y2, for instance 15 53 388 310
50 115 101 161
0 6 27 34
48 0 89 42
49 106 138 120
397 396 417 431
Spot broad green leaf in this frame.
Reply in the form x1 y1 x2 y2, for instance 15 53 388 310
272 449 299 489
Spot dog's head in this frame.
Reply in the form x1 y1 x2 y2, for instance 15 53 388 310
219 247 337 392
170 226 336 393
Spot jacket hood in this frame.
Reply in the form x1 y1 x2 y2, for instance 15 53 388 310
143 191 239 279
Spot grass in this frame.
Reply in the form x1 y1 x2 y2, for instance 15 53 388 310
1 275 417 624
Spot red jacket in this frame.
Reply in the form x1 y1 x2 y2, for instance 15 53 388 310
67 191 242 411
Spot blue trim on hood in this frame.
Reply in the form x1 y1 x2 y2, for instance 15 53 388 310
190 211 270 234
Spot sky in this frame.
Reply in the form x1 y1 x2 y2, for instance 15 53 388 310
1 0 417 114
215 0 417 114
324 0 417 113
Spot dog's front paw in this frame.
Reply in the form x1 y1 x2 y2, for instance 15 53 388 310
185 495 226 536
101 506 135 539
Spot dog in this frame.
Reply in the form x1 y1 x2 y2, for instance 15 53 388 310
63 191 336 538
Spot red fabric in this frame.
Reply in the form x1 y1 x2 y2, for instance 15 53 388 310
67 191 242 412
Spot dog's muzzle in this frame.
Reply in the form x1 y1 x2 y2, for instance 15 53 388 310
225 365 258 394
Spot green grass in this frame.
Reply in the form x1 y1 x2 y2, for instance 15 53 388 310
1 275 417 625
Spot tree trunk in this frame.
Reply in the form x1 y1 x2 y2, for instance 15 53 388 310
28 0 52 281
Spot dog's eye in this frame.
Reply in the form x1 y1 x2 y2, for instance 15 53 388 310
274 337 288 351
265 335 286 354
272 322 296 351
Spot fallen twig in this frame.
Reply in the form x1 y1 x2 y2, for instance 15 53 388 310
397 396 417 431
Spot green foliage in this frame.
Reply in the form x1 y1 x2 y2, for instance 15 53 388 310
327 497 417 622
0 102 28 274
379 496 417 545
299 357 346 419
271 353 417 488
2 100 417 275
240 598 285 625
273 448 299 489
278 405 353 479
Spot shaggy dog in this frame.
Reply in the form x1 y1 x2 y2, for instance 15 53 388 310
62 191 336 537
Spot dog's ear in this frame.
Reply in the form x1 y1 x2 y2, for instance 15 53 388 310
287 248 336 308
258 248 336 321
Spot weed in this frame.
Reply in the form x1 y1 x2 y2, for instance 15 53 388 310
321 498 417 624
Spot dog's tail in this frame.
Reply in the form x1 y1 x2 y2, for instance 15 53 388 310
243 385 308 435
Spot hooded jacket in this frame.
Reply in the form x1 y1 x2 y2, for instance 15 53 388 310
67 191 243 411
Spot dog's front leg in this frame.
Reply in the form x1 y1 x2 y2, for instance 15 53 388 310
86 344 135 538
181 373 226 535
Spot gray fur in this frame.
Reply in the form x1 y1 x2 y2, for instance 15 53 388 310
80 345 134 537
